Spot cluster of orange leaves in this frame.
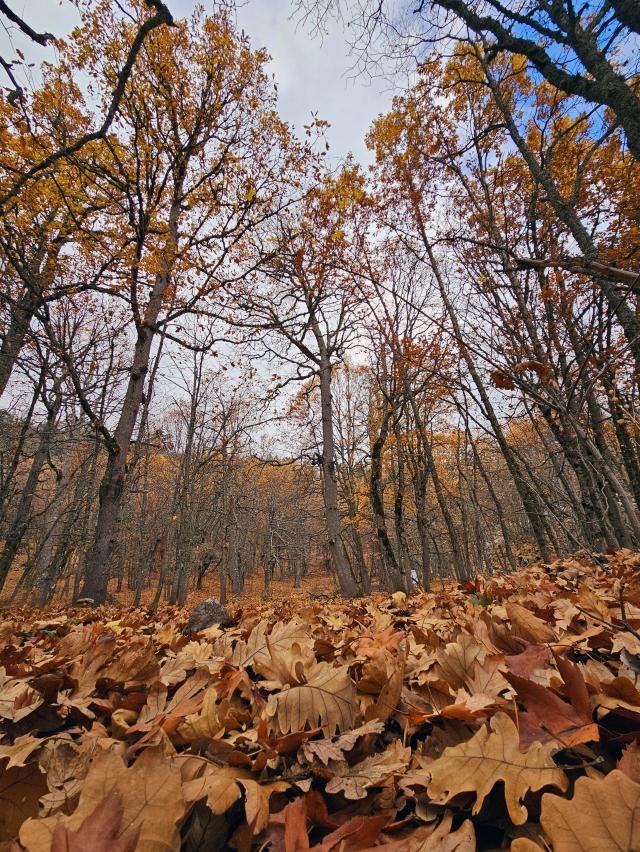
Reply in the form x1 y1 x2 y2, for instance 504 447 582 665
2 552 640 852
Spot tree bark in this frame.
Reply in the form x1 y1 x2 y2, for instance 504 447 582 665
0 383 62 592
80 196 181 604
313 329 361 597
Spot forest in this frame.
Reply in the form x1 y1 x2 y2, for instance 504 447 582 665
1 0 640 850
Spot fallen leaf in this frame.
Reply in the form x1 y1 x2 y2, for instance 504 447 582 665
426 712 568 824
541 769 640 851
0 757 48 842
268 663 355 736
505 602 556 645
504 666 598 749
49 792 141 852
617 740 640 783
20 744 184 852
411 811 475 851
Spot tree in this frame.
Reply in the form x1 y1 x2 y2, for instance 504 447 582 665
51 3 315 604
227 167 370 597
294 0 640 162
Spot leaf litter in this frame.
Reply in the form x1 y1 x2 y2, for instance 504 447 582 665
1 552 640 851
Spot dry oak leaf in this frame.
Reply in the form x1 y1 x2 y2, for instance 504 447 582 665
410 811 476 852
510 841 545 852
302 719 384 765
505 602 556 645
611 632 640 656
504 662 598 750
182 770 243 814
364 653 405 724
434 635 486 691
358 654 399 695
20 744 184 852
252 640 318 688
175 688 224 743
356 626 405 660
238 779 290 835
617 740 640 784
310 810 395 852
49 792 141 852
232 620 309 669
324 739 411 799
504 646 552 679
540 769 640 852
0 757 48 842
463 653 510 699
0 731 46 768
426 712 568 824
267 662 355 737
438 688 498 721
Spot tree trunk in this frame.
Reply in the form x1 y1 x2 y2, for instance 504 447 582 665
393 420 413 591
412 467 432 591
80 198 181 604
34 430 78 604
0 384 62 593
314 338 361 597
369 403 406 592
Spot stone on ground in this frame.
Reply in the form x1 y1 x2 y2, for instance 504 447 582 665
182 597 232 633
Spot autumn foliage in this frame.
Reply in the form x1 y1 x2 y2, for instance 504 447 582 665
0 553 639 851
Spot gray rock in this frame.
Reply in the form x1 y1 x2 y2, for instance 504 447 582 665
182 597 232 633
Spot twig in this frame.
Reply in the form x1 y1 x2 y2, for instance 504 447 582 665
618 586 640 642
575 603 640 642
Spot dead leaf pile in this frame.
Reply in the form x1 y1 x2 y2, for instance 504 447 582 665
1 550 640 851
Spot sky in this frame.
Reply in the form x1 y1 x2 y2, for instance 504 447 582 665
0 0 395 166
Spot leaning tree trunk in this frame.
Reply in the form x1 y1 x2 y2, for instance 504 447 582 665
0 384 62 593
80 198 181 605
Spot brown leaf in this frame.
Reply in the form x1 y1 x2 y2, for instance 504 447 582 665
49 792 140 852
238 779 289 835
504 646 552 679
312 811 395 852
233 620 309 669
426 712 568 824
504 667 598 749
324 740 411 799
20 744 184 852
302 719 384 765
0 757 48 842
510 841 545 852
357 626 405 660
364 654 404 723
463 653 509 699
617 740 640 783
505 602 556 645
541 769 640 851
267 662 355 737
182 770 242 814
434 635 486 691
284 796 309 852
252 640 318 688
490 370 515 390
513 361 551 383
175 688 224 743
0 732 46 768
410 811 475 852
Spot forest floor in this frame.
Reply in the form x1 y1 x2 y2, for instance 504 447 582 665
0 564 340 611
1 550 640 852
